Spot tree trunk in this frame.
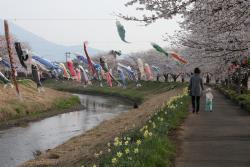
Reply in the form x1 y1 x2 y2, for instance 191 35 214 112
171 74 180 82
163 74 168 82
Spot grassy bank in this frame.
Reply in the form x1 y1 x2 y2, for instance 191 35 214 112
53 95 80 110
215 85 250 112
82 91 189 167
20 82 186 167
44 80 183 104
0 79 81 128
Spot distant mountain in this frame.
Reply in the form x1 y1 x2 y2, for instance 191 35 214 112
0 20 103 62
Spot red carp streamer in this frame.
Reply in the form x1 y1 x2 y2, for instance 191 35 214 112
83 41 97 76
67 59 76 77
171 53 188 64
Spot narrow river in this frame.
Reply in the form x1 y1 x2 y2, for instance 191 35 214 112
0 94 131 167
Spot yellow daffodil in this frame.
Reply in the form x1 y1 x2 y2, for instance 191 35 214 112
136 140 141 146
125 148 130 154
93 164 97 167
144 130 149 138
125 141 129 146
149 132 153 137
140 125 148 132
107 142 111 147
112 157 118 164
114 141 119 147
117 152 123 158
134 148 139 154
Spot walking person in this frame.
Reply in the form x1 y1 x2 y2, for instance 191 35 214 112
188 68 204 114
205 88 213 112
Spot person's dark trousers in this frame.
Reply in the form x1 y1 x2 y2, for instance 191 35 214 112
192 96 200 113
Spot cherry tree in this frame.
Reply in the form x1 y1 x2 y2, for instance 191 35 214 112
121 0 250 85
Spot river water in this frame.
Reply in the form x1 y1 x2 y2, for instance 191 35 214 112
0 94 131 167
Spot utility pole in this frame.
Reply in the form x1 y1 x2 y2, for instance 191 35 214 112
4 20 20 96
65 52 71 62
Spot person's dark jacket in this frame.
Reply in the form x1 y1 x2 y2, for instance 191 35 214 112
189 74 204 96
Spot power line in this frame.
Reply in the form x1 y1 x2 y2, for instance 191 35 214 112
84 41 155 43
6 18 117 21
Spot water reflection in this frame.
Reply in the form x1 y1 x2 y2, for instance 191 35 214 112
0 94 131 167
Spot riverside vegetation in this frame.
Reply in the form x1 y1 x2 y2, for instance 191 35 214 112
80 90 189 167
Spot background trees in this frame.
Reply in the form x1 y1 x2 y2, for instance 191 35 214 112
121 0 250 87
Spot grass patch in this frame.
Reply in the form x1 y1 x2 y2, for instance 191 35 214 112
18 79 35 88
0 79 82 124
0 95 81 121
81 91 189 167
53 95 81 110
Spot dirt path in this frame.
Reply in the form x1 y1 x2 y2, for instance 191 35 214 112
175 89 250 167
19 88 184 167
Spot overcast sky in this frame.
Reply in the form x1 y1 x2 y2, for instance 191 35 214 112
0 0 180 53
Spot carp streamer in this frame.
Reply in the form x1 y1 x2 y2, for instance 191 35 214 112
84 42 97 76
151 43 169 57
151 42 188 64
116 21 130 43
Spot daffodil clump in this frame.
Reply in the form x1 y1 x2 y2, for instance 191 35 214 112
82 92 189 167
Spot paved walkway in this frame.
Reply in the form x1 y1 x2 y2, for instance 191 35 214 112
175 89 250 167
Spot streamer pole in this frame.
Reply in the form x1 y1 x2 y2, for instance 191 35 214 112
4 20 20 95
